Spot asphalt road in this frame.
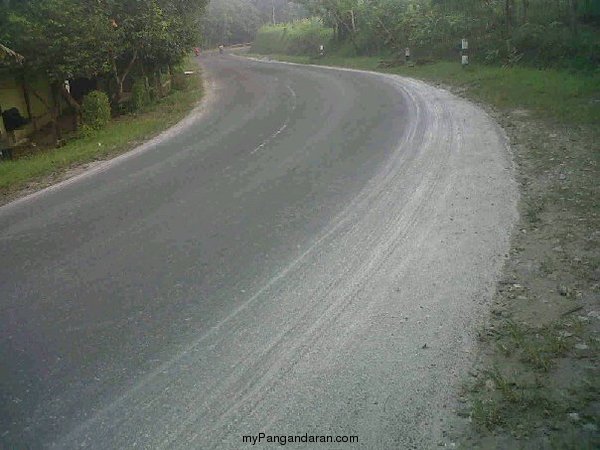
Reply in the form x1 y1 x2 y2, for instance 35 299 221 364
0 54 518 449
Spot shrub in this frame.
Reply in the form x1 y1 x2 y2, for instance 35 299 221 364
253 18 333 57
81 90 111 130
132 78 151 111
172 72 188 91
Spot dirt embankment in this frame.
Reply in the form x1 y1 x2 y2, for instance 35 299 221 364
456 105 599 448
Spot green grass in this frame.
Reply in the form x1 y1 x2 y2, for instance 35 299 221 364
0 59 203 194
525 198 545 224
495 320 575 372
466 316 593 437
253 20 334 57
248 53 600 125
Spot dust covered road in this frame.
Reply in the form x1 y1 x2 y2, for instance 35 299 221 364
0 54 517 448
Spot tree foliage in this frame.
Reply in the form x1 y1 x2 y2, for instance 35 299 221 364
1 0 113 81
0 0 208 107
286 0 600 69
253 18 333 55
202 0 262 47
201 0 307 47
81 90 111 131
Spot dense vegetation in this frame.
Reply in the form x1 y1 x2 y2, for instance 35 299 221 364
253 18 333 56
254 0 600 71
0 0 208 118
201 0 307 48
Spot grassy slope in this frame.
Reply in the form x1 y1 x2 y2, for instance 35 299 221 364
0 58 203 195
248 54 600 125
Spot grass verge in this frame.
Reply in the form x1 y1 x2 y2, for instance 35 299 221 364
0 57 203 202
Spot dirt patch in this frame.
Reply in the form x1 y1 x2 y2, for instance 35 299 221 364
450 106 599 447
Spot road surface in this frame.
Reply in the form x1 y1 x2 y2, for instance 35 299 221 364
0 54 517 448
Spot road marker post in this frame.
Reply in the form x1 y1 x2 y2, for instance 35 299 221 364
461 38 469 67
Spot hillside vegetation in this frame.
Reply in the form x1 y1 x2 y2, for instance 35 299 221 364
254 0 599 71
253 18 333 56
0 0 208 197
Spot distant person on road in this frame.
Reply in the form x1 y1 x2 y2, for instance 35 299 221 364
194 47 200 56
219 45 224 55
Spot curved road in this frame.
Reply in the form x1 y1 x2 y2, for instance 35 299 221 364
0 54 517 449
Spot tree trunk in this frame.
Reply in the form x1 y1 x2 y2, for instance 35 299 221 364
328 6 358 52
59 85 80 112
19 71 35 131
375 16 401 54
570 0 579 35
50 84 62 145
112 49 138 104
154 69 161 98
505 0 514 53
32 87 61 145
59 84 81 130
271 0 276 25
505 0 513 36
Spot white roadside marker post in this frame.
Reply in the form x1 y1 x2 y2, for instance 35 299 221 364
461 38 469 67
405 47 411 65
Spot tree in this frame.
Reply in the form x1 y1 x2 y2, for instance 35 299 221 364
2 0 113 112
201 0 262 47
103 0 207 103
0 0 209 142
201 0 307 47
0 42 24 65
1 0 209 108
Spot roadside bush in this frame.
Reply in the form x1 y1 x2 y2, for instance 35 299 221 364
132 78 151 111
253 18 333 57
252 25 287 54
81 90 111 130
172 72 189 91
